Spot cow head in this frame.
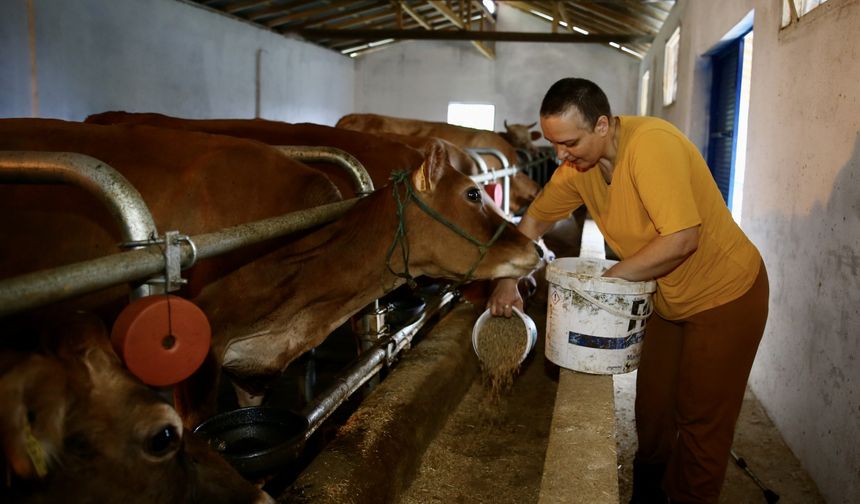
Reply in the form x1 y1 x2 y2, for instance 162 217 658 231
0 313 272 504
399 140 543 281
502 120 542 154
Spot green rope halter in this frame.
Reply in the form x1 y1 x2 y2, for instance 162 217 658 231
385 169 508 290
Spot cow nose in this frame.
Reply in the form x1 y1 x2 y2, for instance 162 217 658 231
534 242 544 259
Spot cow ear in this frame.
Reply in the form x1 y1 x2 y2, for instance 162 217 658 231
0 353 68 480
412 139 448 193
530 131 542 140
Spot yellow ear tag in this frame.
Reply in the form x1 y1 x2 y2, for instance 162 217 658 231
23 422 48 478
414 162 428 192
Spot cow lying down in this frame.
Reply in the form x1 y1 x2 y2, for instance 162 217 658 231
0 313 272 503
0 119 543 430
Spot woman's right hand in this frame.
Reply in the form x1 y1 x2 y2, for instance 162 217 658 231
487 277 523 318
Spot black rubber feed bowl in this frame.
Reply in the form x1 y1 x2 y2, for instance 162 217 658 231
194 407 308 479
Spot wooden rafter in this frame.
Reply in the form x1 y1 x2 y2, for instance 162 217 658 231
400 1 433 30
189 0 674 58
266 0 358 29
427 0 495 59
225 0 270 14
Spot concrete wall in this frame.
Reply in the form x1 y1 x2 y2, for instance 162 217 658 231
643 1 860 502
354 4 639 140
0 0 354 124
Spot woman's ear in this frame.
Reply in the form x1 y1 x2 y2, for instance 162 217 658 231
594 115 610 135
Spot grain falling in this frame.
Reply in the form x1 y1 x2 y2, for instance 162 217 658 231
475 316 528 397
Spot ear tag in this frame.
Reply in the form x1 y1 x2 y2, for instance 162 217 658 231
414 162 429 192
23 422 48 478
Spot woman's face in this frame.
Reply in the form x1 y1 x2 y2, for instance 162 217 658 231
540 109 609 172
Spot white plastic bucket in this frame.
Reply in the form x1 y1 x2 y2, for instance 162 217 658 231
472 307 538 367
545 258 657 374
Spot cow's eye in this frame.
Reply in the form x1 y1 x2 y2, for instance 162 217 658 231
145 424 180 458
466 187 482 203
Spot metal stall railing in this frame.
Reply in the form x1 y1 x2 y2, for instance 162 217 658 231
277 146 374 196
465 147 516 215
0 152 161 299
0 151 362 318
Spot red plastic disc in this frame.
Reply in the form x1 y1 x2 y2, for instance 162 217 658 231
484 183 503 208
111 295 211 387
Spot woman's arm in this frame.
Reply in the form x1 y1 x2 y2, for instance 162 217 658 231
603 225 699 282
487 214 556 316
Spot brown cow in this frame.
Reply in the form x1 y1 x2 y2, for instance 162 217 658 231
498 120 542 155
0 119 543 427
335 113 540 213
85 111 424 199
0 313 272 503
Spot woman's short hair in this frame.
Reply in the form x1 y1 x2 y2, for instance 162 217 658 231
540 78 612 128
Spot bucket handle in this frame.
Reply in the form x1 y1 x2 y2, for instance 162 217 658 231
569 285 653 321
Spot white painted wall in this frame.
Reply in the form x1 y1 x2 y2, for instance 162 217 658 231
0 0 354 124
643 1 860 502
354 4 639 141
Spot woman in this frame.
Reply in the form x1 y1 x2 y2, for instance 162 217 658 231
489 78 768 504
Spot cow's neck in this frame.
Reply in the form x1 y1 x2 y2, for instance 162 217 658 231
205 187 411 379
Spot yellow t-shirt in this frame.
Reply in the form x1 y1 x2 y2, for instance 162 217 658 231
527 116 761 320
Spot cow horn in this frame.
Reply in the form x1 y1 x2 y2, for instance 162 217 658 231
527 121 537 128
504 119 509 128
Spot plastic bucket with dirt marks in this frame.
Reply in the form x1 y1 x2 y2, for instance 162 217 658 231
545 258 656 374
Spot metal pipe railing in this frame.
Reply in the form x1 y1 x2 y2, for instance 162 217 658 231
464 149 490 175
0 151 161 298
277 146 374 196
300 289 457 438
0 199 358 319
466 147 515 215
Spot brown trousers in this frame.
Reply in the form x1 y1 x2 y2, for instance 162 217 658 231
634 262 769 503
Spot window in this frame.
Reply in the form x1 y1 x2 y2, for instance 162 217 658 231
447 103 495 131
782 0 829 27
662 26 681 106
639 70 650 116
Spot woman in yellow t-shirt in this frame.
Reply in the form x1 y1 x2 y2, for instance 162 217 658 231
489 78 768 504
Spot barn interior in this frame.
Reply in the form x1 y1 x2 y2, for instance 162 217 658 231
1 1 858 503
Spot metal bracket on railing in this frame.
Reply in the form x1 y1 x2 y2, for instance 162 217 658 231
120 231 198 293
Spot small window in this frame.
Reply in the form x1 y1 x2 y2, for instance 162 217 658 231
447 103 495 131
663 26 681 107
782 0 829 27
639 70 651 116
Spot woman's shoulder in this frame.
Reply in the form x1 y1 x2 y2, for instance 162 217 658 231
621 116 685 142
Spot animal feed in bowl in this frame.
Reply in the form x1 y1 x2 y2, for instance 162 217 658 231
474 316 528 396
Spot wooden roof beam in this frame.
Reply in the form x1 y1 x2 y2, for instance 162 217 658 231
399 1 433 30
294 28 651 44
472 0 495 24
266 0 357 28
427 0 495 59
224 0 270 14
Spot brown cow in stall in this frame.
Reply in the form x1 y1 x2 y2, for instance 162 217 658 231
83 112 507 306
335 113 540 213
85 111 495 209
0 313 272 503
498 120 542 155
85 111 424 199
0 119 543 429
